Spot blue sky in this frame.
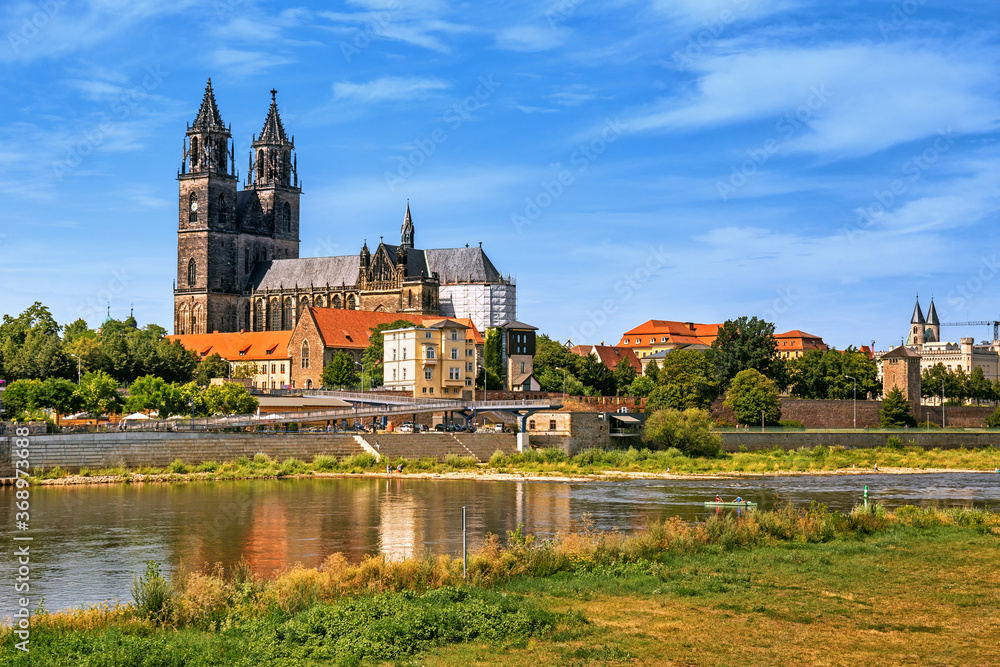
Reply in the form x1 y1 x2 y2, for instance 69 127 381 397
1 0 998 351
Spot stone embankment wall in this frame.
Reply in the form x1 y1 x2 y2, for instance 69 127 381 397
721 430 1000 452
0 432 366 473
712 399 994 429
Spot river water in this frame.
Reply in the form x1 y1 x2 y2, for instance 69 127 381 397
1 472 998 617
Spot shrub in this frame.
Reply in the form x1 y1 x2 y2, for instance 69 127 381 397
311 454 338 471
168 458 188 474
643 408 722 457
488 450 508 468
917 421 942 429
779 420 805 429
886 436 902 450
131 561 174 625
985 407 1000 428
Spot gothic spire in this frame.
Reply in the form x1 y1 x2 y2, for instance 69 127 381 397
192 78 225 131
401 200 414 249
258 88 289 144
926 297 940 326
910 295 925 325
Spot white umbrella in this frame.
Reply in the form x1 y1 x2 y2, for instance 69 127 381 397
124 412 151 420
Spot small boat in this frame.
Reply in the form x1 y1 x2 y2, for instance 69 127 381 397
704 500 757 508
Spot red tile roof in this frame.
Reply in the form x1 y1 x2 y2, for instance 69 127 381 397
307 308 484 350
774 330 828 352
167 331 293 360
617 320 723 348
571 345 642 372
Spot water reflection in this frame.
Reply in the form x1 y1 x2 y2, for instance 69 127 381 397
1 472 997 616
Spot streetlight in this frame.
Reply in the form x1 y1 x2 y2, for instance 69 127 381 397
355 360 365 395
71 353 82 384
941 377 946 428
555 366 566 398
845 375 857 429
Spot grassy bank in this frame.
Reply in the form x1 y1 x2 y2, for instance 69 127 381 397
3 505 999 665
31 444 1000 485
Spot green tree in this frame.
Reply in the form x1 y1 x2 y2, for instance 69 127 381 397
193 353 230 386
879 387 917 427
37 378 81 417
125 375 184 417
177 382 208 418
656 349 719 410
202 382 258 415
230 361 258 380
707 316 786 390
321 351 359 387
724 368 781 426
787 347 880 400
642 407 722 457
985 405 1000 427
0 379 43 419
0 303 71 381
613 358 637 396
644 359 659 383
74 371 123 416
576 353 615 396
484 327 503 385
627 375 656 398
968 367 992 406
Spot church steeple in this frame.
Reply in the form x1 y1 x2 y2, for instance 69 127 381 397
248 89 298 190
910 295 926 346
926 297 940 342
182 78 233 177
401 200 414 249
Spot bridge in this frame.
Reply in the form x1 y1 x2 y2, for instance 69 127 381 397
118 390 561 446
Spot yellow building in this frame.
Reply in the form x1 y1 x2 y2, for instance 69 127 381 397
382 319 478 399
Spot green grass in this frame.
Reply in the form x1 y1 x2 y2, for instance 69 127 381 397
4 506 999 666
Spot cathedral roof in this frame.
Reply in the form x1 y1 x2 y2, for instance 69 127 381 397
926 299 940 326
248 256 359 291
911 298 925 325
416 247 503 282
258 89 289 145
192 78 226 131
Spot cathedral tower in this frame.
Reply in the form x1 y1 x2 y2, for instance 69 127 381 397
174 79 239 334
244 89 300 263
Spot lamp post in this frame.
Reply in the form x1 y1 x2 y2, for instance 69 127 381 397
845 375 857 429
71 353 82 384
355 361 365 395
941 377 945 428
555 366 566 398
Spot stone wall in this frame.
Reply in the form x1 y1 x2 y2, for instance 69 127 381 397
712 398 994 429
721 430 1000 452
1 432 366 473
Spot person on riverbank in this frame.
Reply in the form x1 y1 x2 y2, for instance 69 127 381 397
397 463 403 474
874 463 878 472
386 464 391 475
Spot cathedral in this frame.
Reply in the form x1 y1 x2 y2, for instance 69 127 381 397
174 80 515 336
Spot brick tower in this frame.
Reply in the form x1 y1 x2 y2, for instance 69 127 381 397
174 79 239 334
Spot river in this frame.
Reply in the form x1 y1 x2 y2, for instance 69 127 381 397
1 472 997 617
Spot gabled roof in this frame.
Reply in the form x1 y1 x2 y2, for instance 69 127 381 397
881 345 922 359
911 299 925 325
775 330 823 340
570 344 643 373
192 78 225 131
305 309 484 350
167 330 292 360
618 320 722 347
500 320 538 330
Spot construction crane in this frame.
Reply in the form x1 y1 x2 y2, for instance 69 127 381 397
941 321 1000 341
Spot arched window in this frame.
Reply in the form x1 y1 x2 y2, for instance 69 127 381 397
218 193 228 226
282 201 291 232
190 137 199 168
243 302 251 330
332 295 341 309
407 290 412 307
347 295 356 310
257 150 264 180
187 258 196 286
301 340 310 369
177 305 189 335
188 192 198 223
218 139 227 172
283 297 293 329
254 299 264 331
269 299 280 331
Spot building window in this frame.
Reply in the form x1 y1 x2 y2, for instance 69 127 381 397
426 348 435 359
466 349 473 356
187 258 196 287
280 363 285 373
529 420 535 430
429 387 434 394
451 330 458 340
549 420 556 430
393 369 397 381
188 192 198 223
301 340 310 369
403 348 407 360
425 369 433 380
465 378 472 386
403 368 407 379
425 331 433 339
271 364 276 374
451 348 459 360
521 361 525 374
392 349 397 361
466 362 473 372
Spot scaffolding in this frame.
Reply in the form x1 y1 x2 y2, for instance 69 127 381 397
439 283 516 333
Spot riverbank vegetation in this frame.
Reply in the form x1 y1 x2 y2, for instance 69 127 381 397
30 443 1000 484
3 505 998 665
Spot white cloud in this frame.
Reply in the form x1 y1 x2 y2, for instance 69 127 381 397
332 76 450 103
630 44 1000 157
495 25 569 52
210 49 296 76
